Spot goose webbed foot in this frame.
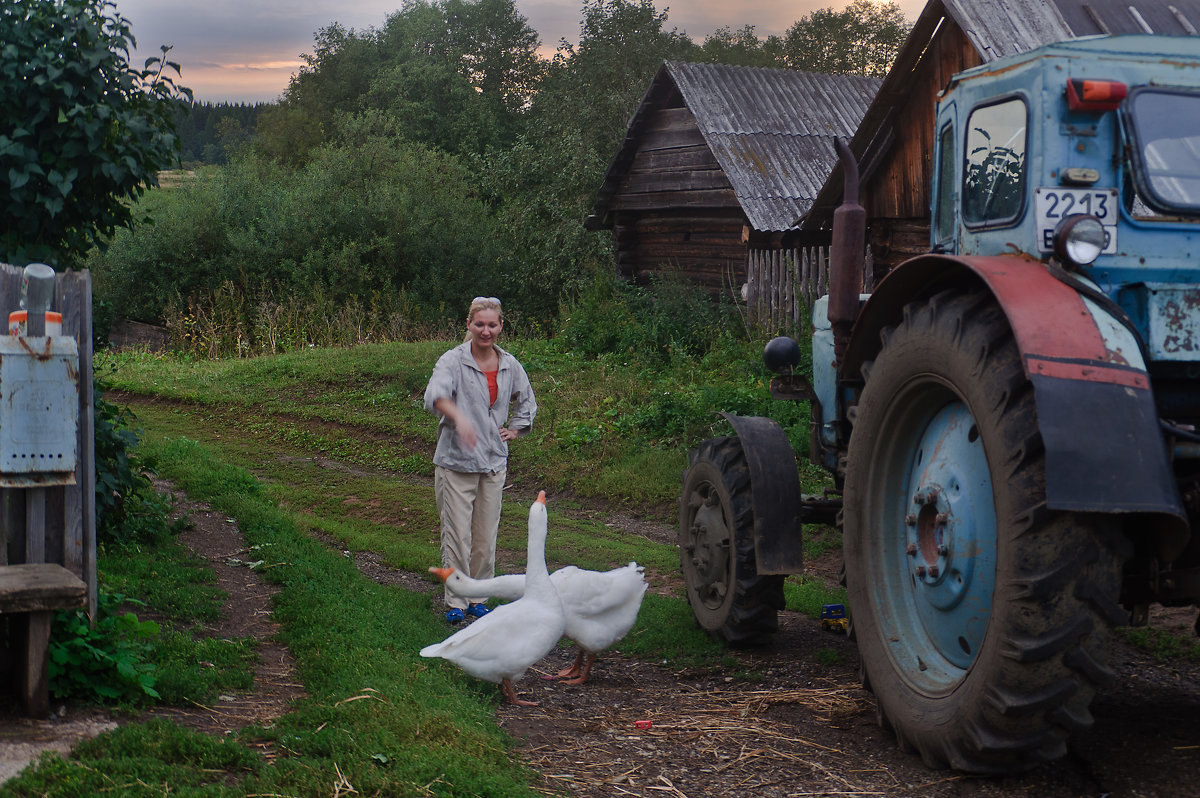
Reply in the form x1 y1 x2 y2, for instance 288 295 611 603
501 678 539 706
559 652 597 686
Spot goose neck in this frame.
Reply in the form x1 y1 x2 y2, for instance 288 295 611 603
526 519 549 579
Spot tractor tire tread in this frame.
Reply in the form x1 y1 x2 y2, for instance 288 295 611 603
844 288 1128 774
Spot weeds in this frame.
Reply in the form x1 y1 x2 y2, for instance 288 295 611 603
49 591 161 703
94 381 173 547
161 281 457 359
814 647 843 666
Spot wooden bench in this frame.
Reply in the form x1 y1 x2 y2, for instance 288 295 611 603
0 563 86 716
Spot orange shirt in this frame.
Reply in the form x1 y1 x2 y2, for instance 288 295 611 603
485 369 498 405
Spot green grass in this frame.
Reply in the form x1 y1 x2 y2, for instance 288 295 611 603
101 539 225 626
9 402 746 793
802 524 843 561
7 435 549 796
8 332 853 795
95 333 825 517
784 575 847 617
1117 625 1200 661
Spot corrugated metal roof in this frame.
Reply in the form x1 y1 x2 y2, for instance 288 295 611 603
943 0 1072 61
668 63 880 231
588 62 880 232
947 0 1200 59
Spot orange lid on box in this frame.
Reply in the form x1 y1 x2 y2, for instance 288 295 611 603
8 311 61 321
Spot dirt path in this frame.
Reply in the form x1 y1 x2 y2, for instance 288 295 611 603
4 480 1199 796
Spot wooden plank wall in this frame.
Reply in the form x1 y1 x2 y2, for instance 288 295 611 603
0 263 96 618
863 16 980 277
865 16 982 223
868 218 931 283
611 105 747 291
613 106 739 209
614 212 747 291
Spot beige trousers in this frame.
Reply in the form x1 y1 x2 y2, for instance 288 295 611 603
434 465 506 609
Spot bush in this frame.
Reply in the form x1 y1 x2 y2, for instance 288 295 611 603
560 271 733 363
48 590 161 703
94 380 171 546
90 134 511 328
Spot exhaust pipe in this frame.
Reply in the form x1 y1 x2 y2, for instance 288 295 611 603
829 138 865 366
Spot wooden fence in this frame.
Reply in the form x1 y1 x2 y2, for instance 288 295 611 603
0 262 95 715
744 245 870 335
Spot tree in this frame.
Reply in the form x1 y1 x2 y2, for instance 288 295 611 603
264 0 542 161
0 0 191 267
699 25 786 68
443 0 543 112
173 102 269 165
528 0 698 193
782 0 909 77
284 21 382 122
480 0 700 319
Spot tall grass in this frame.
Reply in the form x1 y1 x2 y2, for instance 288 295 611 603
161 281 460 359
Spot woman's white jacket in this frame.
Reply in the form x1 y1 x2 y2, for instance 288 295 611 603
423 342 537 474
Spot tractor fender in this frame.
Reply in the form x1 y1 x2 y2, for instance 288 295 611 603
720 413 805 575
843 253 1186 535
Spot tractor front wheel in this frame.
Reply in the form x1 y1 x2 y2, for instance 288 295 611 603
680 436 784 645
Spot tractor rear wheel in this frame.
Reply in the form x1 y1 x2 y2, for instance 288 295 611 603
843 289 1129 773
680 436 784 645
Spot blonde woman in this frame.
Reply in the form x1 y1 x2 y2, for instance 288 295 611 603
424 297 537 623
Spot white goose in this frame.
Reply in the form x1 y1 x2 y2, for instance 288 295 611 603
431 556 647 685
420 491 564 706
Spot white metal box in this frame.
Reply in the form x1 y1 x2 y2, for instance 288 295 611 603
0 335 79 486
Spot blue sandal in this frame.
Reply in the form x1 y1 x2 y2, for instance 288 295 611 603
466 603 490 618
445 607 466 624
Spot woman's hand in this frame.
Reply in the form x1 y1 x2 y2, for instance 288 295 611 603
434 397 479 449
456 417 479 449
498 426 518 442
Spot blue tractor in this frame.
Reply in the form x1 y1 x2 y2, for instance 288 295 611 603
679 35 1200 774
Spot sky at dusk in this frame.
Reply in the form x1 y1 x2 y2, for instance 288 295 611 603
113 0 929 104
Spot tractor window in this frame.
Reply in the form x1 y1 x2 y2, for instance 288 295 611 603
934 122 957 243
1124 87 1200 216
962 97 1027 226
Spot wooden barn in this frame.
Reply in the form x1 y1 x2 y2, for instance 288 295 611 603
800 0 1200 284
585 61 880 301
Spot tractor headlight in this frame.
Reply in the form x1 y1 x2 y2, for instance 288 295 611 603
763 336 801 374
1052 214 1106 267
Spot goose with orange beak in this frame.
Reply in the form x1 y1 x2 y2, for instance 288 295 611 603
420 491 563 705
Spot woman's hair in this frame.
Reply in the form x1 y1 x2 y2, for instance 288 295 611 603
463 296 503 342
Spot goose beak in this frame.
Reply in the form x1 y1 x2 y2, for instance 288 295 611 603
429 566 455 582
536 490 546 505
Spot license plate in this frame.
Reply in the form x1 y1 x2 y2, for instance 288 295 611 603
1035 187 1118 254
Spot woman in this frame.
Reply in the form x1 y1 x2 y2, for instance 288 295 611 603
424 297 537 623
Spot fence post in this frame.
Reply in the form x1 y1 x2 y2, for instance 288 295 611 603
768 250 778 332
802 248 812 308
56 270 95 618
745 250 757 327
